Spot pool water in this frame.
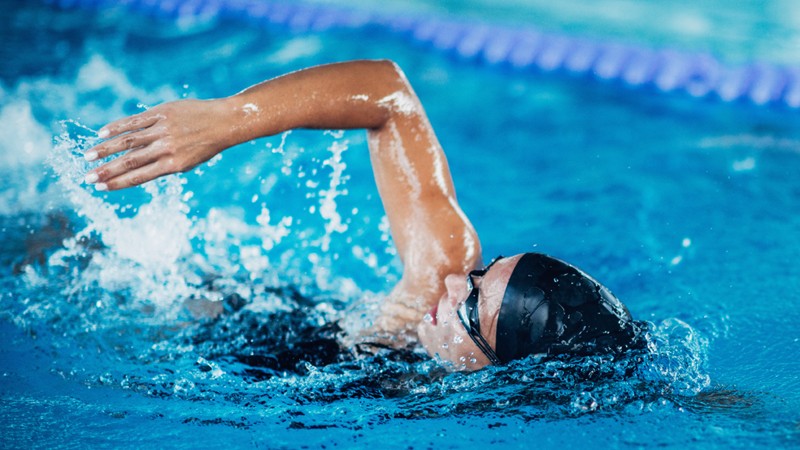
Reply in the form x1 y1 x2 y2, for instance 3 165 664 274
2 1 800 448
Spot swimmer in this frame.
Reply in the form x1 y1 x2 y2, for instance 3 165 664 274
84 60 639 371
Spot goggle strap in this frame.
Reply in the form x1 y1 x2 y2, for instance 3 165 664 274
464 325 502 365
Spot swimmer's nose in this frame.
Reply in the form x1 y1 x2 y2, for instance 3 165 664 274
444 274 467 306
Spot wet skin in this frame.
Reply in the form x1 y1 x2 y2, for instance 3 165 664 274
418 254 523 370
86 60 498 370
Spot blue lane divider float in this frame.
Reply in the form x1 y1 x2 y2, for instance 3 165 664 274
45 0 800 110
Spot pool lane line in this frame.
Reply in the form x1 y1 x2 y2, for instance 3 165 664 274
42 0 800 110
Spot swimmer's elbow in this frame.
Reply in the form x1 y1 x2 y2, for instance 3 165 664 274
368 59 412 95
346 60 414 131
372 59 404 79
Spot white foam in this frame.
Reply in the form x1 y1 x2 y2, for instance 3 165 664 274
47 130 198 314
0 99 59 214
0 100 50 166
256 206 292 251
20 55 176 127
0 54 179 216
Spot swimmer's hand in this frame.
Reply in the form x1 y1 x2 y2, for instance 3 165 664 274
83 60 411 191
84 99 237 191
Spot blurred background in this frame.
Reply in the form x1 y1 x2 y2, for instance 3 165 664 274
291 0 798 63
2 1 800 449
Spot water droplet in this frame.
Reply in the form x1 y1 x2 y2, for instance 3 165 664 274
469 358 477 364
453 335 463 344
441 343 449 349
423 313 433 323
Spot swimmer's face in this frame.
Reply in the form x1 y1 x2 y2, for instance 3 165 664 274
417 255 521 371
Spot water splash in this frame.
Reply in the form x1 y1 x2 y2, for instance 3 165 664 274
641 318 711 396
48 121 199 317
0 54 178 215
0 46 729 437
31 117 388 329
0 99 62 214
315 133 350 252
59 309 716 425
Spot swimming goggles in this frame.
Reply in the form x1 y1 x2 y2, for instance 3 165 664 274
457 256 504 365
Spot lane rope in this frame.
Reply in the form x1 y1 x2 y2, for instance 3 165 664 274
44 0 800 109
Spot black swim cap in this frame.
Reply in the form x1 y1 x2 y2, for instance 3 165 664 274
494 253 637 363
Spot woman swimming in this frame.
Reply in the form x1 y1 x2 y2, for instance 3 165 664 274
84 60 639 371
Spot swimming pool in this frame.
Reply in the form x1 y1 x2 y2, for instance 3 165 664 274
2 0 800 448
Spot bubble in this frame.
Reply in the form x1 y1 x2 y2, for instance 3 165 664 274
572 392 599 412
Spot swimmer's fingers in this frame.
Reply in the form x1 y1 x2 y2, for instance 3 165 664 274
86 145 161 186
86 128 160 161
97 111 161 140
96 161 169 191
85 99 225 190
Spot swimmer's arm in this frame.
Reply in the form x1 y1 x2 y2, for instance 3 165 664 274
88 60 480 335
88 60 407 186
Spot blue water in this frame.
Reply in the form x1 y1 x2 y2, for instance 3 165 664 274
2 1 800 448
